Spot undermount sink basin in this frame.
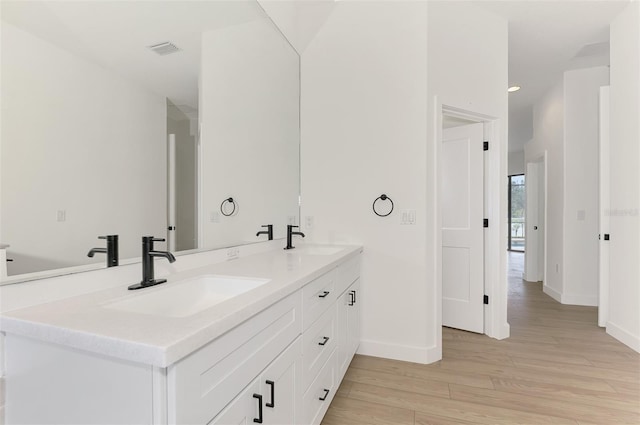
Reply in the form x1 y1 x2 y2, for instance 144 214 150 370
297 246 344 256
106 275 270 318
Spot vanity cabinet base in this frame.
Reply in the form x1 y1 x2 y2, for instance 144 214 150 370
4 335 153 424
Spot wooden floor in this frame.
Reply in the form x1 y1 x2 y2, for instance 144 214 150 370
321 252 640 424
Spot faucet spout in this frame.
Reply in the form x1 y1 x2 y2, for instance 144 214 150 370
149 250 176 263
87 247 107 258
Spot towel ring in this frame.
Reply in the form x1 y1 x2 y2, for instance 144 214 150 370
220 197 236 216
373 194 394 217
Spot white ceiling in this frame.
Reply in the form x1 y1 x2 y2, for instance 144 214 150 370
1 0 266 113
2 0 631 150
476 0 630 152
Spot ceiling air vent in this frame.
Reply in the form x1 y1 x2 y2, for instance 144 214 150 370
147 42 181 56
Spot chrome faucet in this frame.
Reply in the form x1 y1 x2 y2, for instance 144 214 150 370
87 235 119 267
284 225 305 250
128 236 176 290
256 224 273 240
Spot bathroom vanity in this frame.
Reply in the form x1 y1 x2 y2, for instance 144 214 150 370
0 245 361 424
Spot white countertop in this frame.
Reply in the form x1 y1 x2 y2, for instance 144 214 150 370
0 244 362 367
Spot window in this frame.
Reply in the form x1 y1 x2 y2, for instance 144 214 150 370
508 174 525 251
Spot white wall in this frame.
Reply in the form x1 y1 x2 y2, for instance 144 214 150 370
508 151 525 176
526 66 610 306
0 22 166 276
607 1 640 352
301 1 507 363
199 19 299 250
563 67 609 306
301 1 431 362
428 1 509 342
525 80 565 299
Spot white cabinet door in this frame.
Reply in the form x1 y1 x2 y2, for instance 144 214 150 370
347 279 361 360
208 379 262 425
261 339 302 425
337 279 361 380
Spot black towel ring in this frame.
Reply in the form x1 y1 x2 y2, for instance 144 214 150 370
373 194 394 217
220 197 236 216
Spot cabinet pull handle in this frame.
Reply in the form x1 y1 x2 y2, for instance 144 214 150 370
253 393 263 423
318 336 330 346
319 388 330 401
265 380 275 408
318 291 330 298
353 290 357 303
348 291 355 306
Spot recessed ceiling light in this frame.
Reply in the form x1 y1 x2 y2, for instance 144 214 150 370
508 86 521 93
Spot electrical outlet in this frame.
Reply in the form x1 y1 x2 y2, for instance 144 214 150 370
210 212 220 223
287 215 297 225
57 210 66 222
305 216 314 229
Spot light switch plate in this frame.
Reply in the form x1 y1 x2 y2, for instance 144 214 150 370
400 209 416 225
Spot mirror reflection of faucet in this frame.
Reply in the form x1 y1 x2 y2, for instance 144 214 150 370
128 236 176 290
87 235 119 267
284 225 305 250
256 224 273 240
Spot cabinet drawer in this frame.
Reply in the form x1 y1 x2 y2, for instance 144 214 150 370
169 292 302 425
302 304 337 391
302 269 336 330
335 254 361 297
302 349 337 425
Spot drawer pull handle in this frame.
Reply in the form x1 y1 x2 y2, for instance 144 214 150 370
319 388 330 401
348 290 356 306
265 380 275 408
318 291 330 298
318 336 330 346
253 393 263 423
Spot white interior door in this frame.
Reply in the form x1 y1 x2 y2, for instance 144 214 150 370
525 162 539 281
442 123 484 333
598 86 610 328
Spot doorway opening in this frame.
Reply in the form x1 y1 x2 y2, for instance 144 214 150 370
438 103 505 344
508 174 525 252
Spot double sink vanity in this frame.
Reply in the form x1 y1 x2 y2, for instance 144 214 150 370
0 244 362 425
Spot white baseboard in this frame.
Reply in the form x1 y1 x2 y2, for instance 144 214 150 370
356 339 441 364
607 321 640 353
561 293 598 307
495 322 510 340
543 284 562 303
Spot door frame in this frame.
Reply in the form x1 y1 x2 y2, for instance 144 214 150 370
434 99 509 360
598 86 610 327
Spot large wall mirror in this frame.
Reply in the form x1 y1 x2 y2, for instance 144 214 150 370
0 0 300 283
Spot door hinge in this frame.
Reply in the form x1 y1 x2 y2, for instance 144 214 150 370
483 295 489 305
483 218 489 228
483 141 489 151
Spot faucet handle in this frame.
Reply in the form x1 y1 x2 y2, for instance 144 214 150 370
98 235 118 241
143 236 165 242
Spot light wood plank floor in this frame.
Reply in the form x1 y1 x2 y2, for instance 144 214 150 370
321 252 640 424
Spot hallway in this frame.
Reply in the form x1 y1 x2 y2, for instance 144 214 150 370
321 252 640 424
